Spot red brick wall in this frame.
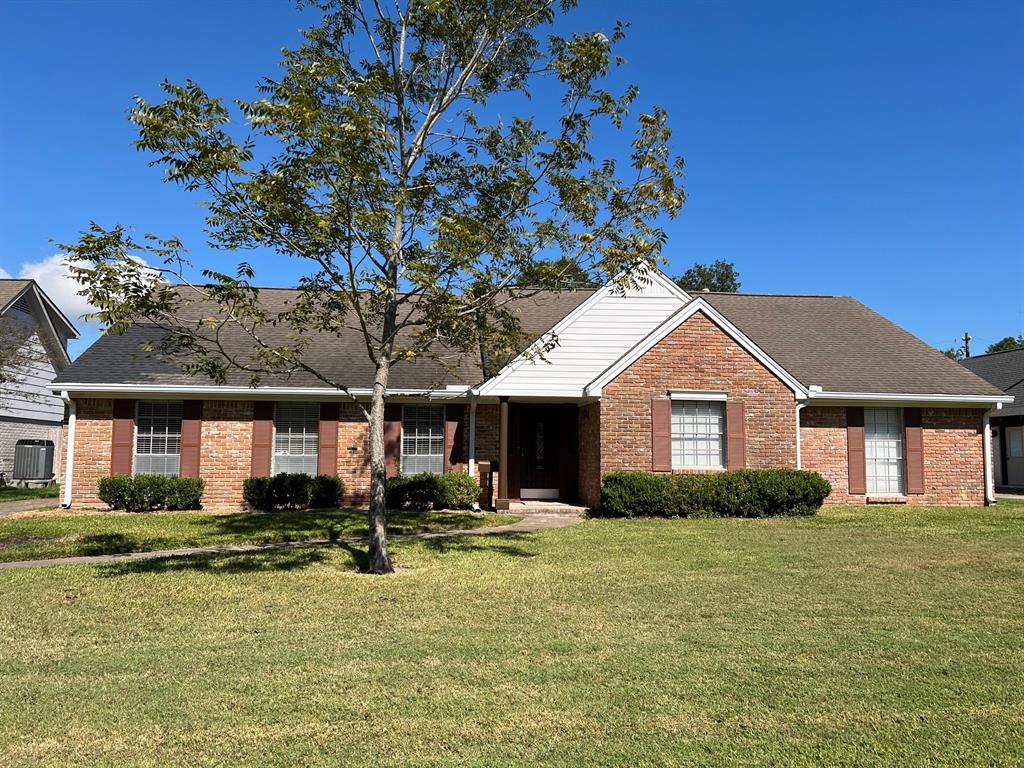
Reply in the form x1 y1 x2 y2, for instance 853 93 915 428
800 406 985 505
337 402 371 504
601 311 798 475
200 400 254 507
69 398 113 507
578 401 601 507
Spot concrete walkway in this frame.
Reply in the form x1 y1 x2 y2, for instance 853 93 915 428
0 511 583 570
0 498 60 517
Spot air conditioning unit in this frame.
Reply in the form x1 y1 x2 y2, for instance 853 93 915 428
13 439 55 483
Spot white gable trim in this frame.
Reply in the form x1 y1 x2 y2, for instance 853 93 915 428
476 265 690 396
583 298 809 398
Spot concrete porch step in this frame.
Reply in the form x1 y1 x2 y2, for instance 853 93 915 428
501 501 589 516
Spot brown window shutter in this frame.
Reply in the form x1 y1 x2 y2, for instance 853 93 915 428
179 401 203 479
444 405 466 471
110 399 136 475
251 401 274 477
384 403 403 478
651 398 672 472
846 407 866 495
726 401 746 469
904 407 924 494
318 402 339 476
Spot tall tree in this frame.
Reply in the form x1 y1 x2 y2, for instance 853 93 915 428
673 259 740 293
985 335 1024 355
63 0 684 573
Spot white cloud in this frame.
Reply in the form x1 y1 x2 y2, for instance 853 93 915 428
6 254 97 323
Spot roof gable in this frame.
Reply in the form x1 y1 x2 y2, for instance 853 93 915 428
477 266 690 397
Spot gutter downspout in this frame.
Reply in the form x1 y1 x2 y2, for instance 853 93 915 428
468 393 477 479
60 391 75 508
983 407 996 505
795 401 808 469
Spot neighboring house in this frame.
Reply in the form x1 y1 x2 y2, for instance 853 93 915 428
961 348 1024 488
0 279 79 483
51 267 1011 509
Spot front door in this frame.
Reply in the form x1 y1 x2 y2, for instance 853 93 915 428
519 406 561 499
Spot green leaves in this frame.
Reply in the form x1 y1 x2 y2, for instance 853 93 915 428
67 0 686 390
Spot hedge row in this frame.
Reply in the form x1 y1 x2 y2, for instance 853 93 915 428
386 472 481 510
243 473 346 510
598 469 831 518
97 474 205 513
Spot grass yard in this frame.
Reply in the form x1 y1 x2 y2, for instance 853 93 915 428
0 485 59 503
0 508 518 563
1 501 1023 766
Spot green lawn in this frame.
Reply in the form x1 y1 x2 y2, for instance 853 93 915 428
0 508 518 563
0 485 59 503
1 502 1022 767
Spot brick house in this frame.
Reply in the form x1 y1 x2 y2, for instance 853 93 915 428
961 348 1024 489
52 268 1011 509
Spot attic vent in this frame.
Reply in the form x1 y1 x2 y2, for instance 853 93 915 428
10 295 31 315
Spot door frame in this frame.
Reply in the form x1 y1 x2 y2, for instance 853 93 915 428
507 402 579 502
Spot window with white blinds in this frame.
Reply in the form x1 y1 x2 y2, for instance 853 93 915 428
671 400 726 469
134 400 183 476
401 405 445 475
273 402 320 475
865 407 905 495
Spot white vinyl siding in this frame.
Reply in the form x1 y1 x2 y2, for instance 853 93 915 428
483 271 687 397
865 407 905 495
273 402 319 475
134 401 182 476
401 405 445 475
671 400 726 469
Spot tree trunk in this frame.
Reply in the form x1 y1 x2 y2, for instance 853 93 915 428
366 360 394 574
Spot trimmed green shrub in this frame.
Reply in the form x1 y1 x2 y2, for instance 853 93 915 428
386 472 482 510
97 474 132 511
242 476 273 510
600 472 678 518
309 475 346 508
97 474 206 512
597 469 831 518
243 473 346 511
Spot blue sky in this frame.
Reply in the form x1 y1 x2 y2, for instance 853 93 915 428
1 0 1021 360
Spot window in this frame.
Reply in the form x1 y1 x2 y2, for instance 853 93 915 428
135 401 182 476
273 402 320 475
865 407 904 495
401 405 445 475
671 400 725 469
1010 428 1023 458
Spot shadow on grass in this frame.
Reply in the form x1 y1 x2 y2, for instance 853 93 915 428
417 531 538 558
95 546 346 577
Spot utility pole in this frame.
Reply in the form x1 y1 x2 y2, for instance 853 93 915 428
963 331 971 358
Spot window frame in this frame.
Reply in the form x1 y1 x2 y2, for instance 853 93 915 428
272 401 320 476
864 406 906 496
400 404 446 476
669 393 727 470
133 400 183 477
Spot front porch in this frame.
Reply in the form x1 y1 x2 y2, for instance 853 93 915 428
483 399 596 510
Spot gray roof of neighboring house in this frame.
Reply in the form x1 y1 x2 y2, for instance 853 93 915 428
961 348 1024 417
53 287 596 390
0 279 33 311
54 284 1006 399
701 292 1006 397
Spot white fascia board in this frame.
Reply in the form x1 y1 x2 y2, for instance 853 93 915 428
584 298 808 399
48 382 472 400
32 284 80 339
476 264 690 397
30 287 72 365
806 391 1015 406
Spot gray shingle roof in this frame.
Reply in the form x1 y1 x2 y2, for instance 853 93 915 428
702 293 1005 397
961 348 1024 417
54 288 596 390
55 284 1007 399
0 279 32 311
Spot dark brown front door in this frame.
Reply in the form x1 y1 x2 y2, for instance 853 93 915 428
519 405 561 498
